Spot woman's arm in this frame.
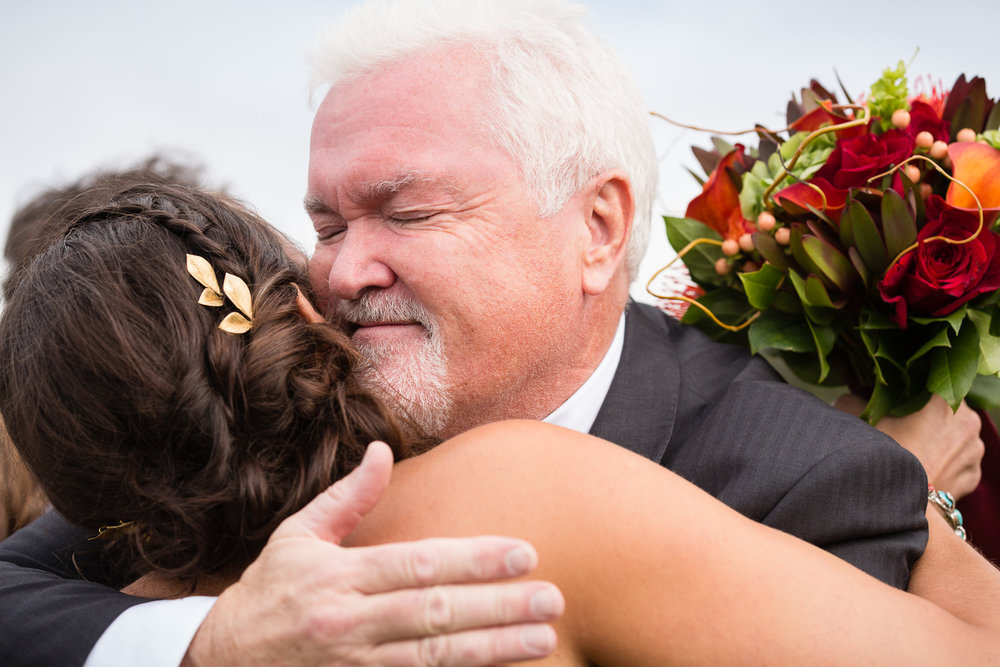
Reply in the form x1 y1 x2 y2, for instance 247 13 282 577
908 507 1000 633
348 420 1000 665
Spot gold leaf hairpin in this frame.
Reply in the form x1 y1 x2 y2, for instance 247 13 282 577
186 254 254 334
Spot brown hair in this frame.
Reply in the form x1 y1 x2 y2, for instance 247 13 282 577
0 179 414 583
0 419 46 539
3 156 206 301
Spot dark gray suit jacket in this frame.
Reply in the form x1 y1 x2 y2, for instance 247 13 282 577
0 302 928 666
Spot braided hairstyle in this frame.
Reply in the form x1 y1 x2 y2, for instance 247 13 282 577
0 179 415 584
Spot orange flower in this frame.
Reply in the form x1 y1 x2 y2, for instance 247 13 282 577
946 142 1000 210
684 146 753 241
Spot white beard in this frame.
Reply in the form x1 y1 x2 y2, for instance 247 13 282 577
337 291 453 435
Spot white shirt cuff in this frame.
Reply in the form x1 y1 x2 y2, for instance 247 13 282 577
83 597 217 667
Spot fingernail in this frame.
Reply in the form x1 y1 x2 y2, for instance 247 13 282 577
520 625 556 654
504 545 536 574
530 586 563 619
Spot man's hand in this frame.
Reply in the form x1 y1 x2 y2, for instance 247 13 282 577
183 442 564 666
835 394 984 499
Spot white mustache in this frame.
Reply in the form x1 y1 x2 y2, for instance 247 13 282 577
335 291 436 331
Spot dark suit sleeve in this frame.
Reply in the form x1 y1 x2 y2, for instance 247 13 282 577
0 511 145 667
669 373 928 588
759 431 928 589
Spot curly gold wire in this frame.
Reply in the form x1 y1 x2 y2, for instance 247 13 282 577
761 104 871 206
645 237 762 332
647 293 762 332
644 237 722 296
650 104 859 138
872 155 986 274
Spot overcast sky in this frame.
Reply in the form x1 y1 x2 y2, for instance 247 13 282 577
2 0 997 302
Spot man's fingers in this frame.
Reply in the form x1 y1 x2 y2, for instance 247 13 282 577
358 581 564 644
271 441 395 543
363 624 559 666
352 537 541 594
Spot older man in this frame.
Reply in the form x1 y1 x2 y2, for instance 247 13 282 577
0 0 984 665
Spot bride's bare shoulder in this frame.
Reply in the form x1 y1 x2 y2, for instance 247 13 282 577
345 420 657 546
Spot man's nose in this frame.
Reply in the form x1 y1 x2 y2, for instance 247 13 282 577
326 221 396 300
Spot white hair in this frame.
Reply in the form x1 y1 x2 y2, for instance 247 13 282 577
309 0 657 280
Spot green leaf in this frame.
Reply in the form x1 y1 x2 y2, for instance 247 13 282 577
738 263 785 310
747 311 815 355
739 172 766 221
789 224 820 277
680 288 754 330
911 304 968 335
806 204 837 230
752 232 790 270
772 290 804 314
844 200 889 274
839 202 855 248
926 321 981 409
859 326 888 386
906 325 953 366
803 274 843 309
805 318 836 382
861 380 896 424
847 247 870 289
986 106 1000 133
786 272 838 326
801 235 856 292
663 216 724 286
859 309 897 331
880 189 917 260
969 309 1000 374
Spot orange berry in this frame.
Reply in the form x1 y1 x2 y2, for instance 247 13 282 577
715 257 731 276
738 233 755 253
721 239 740 256
742 261 760 273
915 131 934 149
774 227 791 245
930 140 949 160
904 164 921 183
920 183 933 200
891 109 911 129
957 128 977 143
757 211 776 232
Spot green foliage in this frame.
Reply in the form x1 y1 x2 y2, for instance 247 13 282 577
663 217 723 286
868 61 909 132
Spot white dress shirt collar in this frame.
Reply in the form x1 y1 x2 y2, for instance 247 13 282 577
542 312 626 434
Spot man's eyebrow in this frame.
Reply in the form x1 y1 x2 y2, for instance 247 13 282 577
303 194 331 215
304 174 461 214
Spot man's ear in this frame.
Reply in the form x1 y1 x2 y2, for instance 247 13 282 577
581 170 634 296
295 285 326 324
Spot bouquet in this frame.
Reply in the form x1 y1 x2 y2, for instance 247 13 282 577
658 63 1000 423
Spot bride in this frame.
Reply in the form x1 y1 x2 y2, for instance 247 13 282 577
1 177 997 664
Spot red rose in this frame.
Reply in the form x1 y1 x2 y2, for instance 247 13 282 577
907 100 950 142
878 195 1000 328
816 129 914 189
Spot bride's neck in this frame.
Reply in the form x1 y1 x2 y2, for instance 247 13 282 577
121 571 235 599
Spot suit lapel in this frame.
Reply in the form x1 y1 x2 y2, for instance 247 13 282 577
589 302 679 463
